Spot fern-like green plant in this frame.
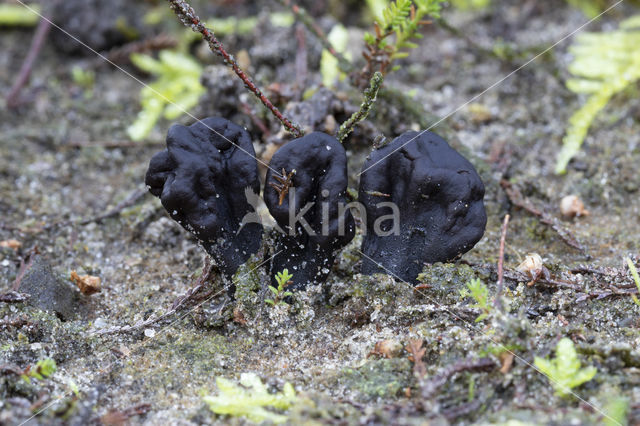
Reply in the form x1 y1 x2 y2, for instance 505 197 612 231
363 0 445 74
555 15 640 174
459 278 492 322
203 373 297 424
534 337 597 398
127 50 205 141
265 269 294 307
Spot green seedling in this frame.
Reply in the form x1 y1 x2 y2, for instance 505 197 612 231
203 373 297 424
534 337 597 398
459 278 492 322
21 358 57 384
266 269 294 307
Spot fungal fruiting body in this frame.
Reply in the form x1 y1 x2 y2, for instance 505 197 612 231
145 117 263 281
264 132 355 290
359 130 487 283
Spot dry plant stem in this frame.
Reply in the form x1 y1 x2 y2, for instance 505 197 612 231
95 258 217 335
337 71 384 143
406 339 427 379
295 24 308 94
421 357 496 400
495 214 510 310
6 16 52 108
104 34 178 64
276 0 353 73
167 0 303 138
0 292 30 304
500 180 584 251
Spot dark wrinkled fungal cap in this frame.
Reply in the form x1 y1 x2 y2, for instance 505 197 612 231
145 117 262 281
264 132 355 289
359 130 486 284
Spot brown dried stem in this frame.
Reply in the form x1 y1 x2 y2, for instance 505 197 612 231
6 15 51 108
500 180 584 252
275 0 353 73
166 0 303 138
495 214 510 309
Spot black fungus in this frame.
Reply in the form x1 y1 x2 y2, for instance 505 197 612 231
145 117 263 281
264 132 355 290
359 130 487 283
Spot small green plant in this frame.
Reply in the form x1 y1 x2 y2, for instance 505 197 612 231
450 0 491 11
0 4 40 26
625 257 640 306
555 15 640 174
21 358 57 384
566 0 606 18
127 50 205 141
203 373 297 424
602 395 629 426
266 269 294 307
459 278 492 322
534 337 597 398
71 66 95 99
363 0 446 75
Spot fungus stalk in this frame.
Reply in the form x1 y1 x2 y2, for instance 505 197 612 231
336 71 383 143
166 0 304 138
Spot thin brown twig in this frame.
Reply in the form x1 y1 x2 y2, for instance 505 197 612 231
495 214 510 309
6 15 52 108
421 357 496 400
294 23 307 96
500 180 584 252
406 339 427 379
12 247 38 291
0 292 30 304
166 0 303 138
104 34 178 64
95 257 217 335
276 0 353 73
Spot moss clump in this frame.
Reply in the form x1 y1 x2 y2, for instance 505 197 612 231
232 252 267 320
417 263 482 304
339 358 412 401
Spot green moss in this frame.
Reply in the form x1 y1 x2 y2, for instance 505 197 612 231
417 263 482 303
339 358 412 401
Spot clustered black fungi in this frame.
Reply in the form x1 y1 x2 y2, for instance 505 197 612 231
146 116 486 292
145 117 263 281
263 132 355 290
359 130 487 283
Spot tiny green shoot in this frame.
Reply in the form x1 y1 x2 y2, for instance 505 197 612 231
459 278 491 322
21 358 57 384
266 269 294 307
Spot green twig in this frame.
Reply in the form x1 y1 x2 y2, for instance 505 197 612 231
337 72 384 143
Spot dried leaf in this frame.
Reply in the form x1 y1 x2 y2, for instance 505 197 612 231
70 270 101 295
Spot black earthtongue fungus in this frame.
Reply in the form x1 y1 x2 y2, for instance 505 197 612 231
145 117 263 283
359 130 487 284
264 132 355 290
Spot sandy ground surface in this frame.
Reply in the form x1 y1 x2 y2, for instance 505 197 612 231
1 0 640 424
